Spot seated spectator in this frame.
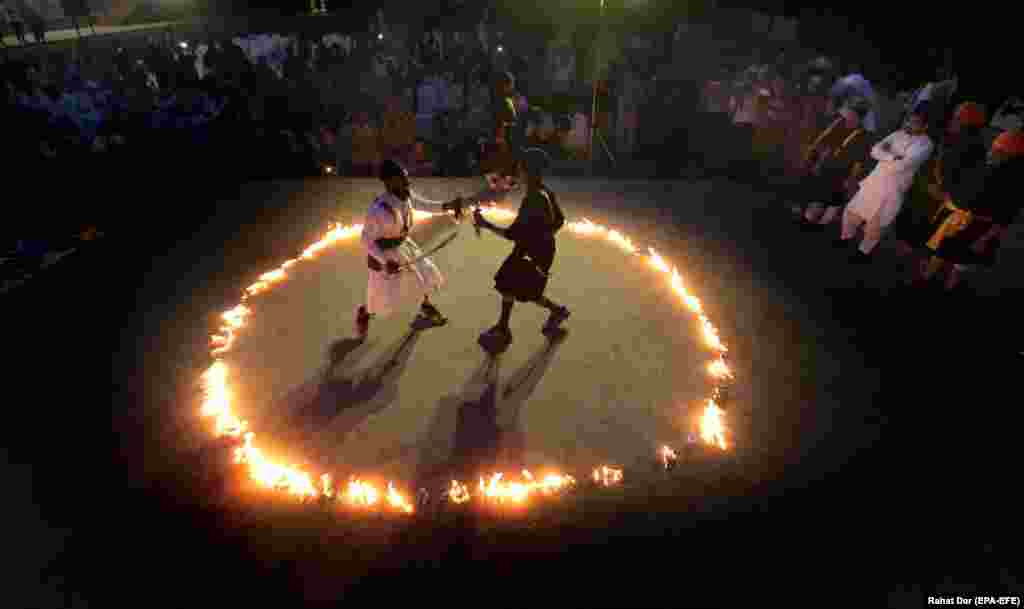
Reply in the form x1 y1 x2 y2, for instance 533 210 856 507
892 102 988 274
839 108 934 262
914 130 1024 291
380 95 416 169
829 66 879 133
350 111 380 177
797 99 872 228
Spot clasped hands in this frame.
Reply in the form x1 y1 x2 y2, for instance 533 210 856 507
442 197 466 220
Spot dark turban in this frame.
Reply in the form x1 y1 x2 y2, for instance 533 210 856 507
379 158 407 181
520 147 551 176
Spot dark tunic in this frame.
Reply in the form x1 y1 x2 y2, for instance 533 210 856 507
893 132 988 247
927 158 1023 267
494 187 564 301
802 122 871 206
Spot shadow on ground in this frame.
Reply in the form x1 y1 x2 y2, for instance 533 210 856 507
269 326 432 463
414 329 569 489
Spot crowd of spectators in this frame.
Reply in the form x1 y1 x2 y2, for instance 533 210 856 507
685 51 1023 293
5 17 1021 296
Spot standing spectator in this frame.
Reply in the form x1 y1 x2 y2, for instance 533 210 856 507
2 1 27 45
350 111 380 177
380 95 417 169
29 10 45 44
839 109 934 262
783 74 829 181
728 65 761 178
750 68 792 178
916 129 1024 291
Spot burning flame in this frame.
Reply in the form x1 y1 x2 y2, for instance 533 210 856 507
194 202 734 518
449 480 471 503
659 445 678 469
387 482 414 513
592 466 623 487
700 400 727 450
347 477 379 507
234 432 318 497
708 356 732 380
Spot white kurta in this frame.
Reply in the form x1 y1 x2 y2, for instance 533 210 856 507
845 130 934 228
361 191 447 316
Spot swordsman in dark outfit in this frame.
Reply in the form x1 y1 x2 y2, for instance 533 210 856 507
473 148 570 350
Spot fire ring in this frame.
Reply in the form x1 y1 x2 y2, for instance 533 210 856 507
199 203 734 514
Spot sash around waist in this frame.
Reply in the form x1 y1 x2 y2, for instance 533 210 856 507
375 235 407 250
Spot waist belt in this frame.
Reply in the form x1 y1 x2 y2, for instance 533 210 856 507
375 234 407 250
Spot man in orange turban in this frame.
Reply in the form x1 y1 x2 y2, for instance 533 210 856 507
914 129 1024 291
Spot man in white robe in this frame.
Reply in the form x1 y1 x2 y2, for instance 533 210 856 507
840 110 934 261
355 160 466 339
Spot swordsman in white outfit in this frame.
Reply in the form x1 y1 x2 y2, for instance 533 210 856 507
840 109 934 261
355 159 466 339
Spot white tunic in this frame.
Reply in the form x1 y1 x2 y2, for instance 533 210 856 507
361 191 447 316
846 130 933 228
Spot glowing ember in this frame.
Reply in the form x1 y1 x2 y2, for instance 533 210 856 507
700 316 726 353
700 400 727 450
234 432 318 497
387 482 414 513
592 466 623 487
321 474 333 498
647 247 671 273
607 229 636 253
707 357 732 380
200 361 247 437
347 477 379 507
659 445 678 469
210 304 251 356
449 480 471 504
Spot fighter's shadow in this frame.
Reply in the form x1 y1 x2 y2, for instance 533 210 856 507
414 329 569 488
275 326 427 447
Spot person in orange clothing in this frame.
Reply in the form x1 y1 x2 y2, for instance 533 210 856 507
915 129 1024 291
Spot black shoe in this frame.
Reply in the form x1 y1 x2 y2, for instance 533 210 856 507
479 325 512 353
418 302 447 326
355 306 371 339
849 250 872 265
542 306 570 334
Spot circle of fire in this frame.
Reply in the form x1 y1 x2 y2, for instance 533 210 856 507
200 202 734 514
